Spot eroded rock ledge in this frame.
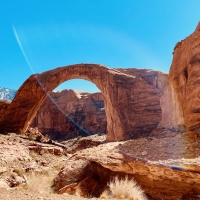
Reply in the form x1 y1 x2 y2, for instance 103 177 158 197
54 134 200 199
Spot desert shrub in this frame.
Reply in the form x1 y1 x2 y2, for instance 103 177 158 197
100 176 147 200
27 133 35 141
26 171 54 194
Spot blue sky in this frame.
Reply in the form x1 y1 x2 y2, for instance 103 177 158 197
1 0 200 92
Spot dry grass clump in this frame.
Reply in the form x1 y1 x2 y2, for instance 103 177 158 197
25 171 55 194
101 176 147 200
13 167 26 176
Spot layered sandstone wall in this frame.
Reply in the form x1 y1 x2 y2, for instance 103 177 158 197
31 90 106 140
116 68 168 136
161 22 200 137
117 68 168 89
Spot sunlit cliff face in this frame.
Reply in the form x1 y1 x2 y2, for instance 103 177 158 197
161 22 200 138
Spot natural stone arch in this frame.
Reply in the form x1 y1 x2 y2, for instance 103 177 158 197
0 64 164 141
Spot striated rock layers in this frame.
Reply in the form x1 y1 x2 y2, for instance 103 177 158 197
161 22 200 137
31 90 106 140
0 64 167 141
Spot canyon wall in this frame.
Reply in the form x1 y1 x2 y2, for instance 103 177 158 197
31 90 106 140
115 68 168 137
161 22 200 137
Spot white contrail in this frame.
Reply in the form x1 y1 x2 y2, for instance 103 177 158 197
12 25 34 73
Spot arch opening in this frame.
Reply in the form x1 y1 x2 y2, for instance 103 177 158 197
31 79 107 141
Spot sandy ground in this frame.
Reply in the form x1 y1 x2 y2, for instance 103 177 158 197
0 188 94 200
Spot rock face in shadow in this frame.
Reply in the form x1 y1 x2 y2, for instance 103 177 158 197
161 22 200 137
0 100 11 120
117 68 168 137
31 90 106 140
0 64 167 141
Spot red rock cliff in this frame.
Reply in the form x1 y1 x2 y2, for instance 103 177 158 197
161 22 200 137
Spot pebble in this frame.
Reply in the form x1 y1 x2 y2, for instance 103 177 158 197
141 151 147 156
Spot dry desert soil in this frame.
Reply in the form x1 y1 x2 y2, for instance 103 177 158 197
0 129 200 200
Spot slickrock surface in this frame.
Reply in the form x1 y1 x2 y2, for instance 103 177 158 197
0 64 167 141
120 130 200 163
54 131 200 200
161 22 200 138
31 90 106 140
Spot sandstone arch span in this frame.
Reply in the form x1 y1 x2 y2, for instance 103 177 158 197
0 64 165 141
